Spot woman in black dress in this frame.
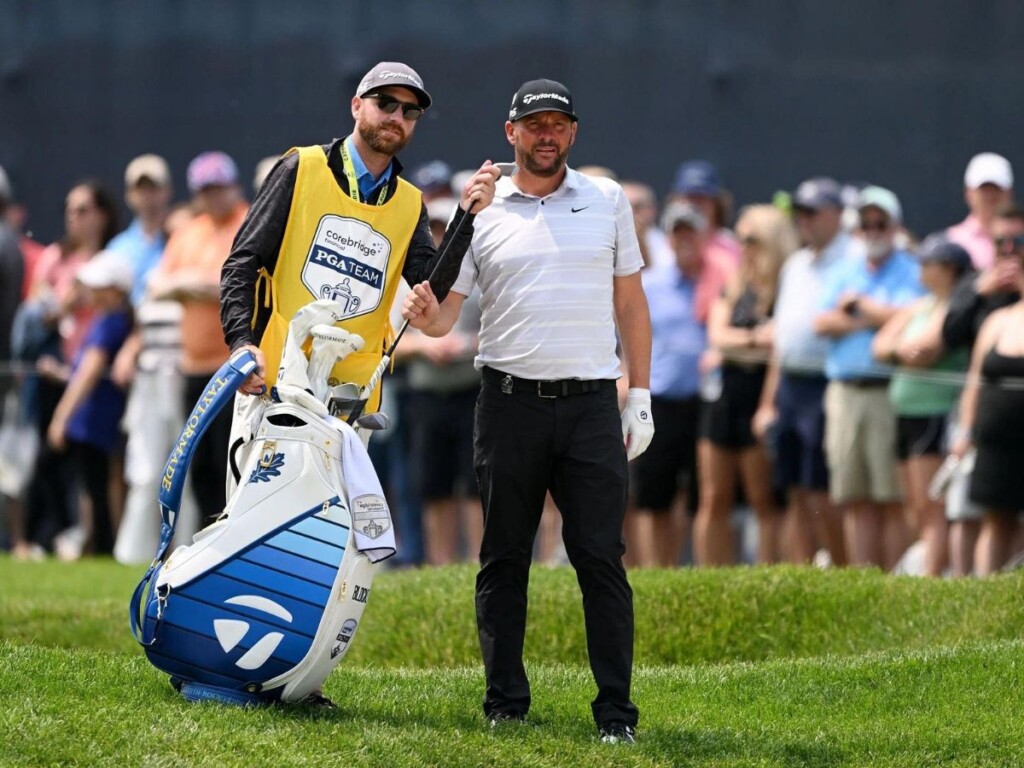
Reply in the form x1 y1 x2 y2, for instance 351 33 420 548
695 205 797 564
952 280 1024 575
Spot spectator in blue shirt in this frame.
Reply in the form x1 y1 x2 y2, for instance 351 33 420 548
45 251 134 557
106 155 172 306
814 186 924 568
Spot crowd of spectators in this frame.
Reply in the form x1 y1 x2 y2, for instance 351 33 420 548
0 149 1022 577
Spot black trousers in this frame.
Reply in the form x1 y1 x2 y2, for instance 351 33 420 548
184 373 233 528
473 372 638 728
67 439 113 555
26 378 75 549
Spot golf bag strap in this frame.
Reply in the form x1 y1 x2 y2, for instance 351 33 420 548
129 349 258 645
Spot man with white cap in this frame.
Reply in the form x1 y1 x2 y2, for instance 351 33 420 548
814 186 924 568
947 152 1014 271
107 154 173 306
106 154 199 564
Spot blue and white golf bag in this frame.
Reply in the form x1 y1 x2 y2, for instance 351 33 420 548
130 302 395 706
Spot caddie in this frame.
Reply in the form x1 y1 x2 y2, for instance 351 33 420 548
221 61 499 414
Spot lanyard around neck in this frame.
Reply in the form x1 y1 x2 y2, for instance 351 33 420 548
340 141 389 206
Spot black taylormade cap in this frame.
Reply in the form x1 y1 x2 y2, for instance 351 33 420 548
508 79 577 122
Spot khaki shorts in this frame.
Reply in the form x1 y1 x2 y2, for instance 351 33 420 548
824 381 902 504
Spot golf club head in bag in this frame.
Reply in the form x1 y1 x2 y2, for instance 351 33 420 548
227 302 371 499
307 325 364 402
275 299 363 395
130 344 396 707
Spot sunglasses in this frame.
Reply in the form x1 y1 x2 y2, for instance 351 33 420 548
367 94 424 121
65 204 96 217
860 219 891 233
995 234 1024 253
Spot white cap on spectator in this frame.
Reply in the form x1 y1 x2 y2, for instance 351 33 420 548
253 155 280 193
964 152 1013 190
450 169 476 199
77 250 135 293
425 196 458 225
661 200 707 232
125 154 171 188
858 186 903 224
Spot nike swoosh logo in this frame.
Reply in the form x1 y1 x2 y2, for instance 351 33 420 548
571 206 589 213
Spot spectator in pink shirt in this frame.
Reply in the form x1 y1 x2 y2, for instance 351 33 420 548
668 160 742 270
947 153 1014 271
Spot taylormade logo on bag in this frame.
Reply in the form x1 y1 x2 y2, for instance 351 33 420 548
213 595 293 671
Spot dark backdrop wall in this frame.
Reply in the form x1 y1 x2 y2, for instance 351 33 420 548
2 0 1022 243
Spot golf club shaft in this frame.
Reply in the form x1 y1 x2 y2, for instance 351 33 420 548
347 195 483 423
387 199 478 358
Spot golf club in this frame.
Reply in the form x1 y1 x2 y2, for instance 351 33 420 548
307 324 363 401
346 162 515 424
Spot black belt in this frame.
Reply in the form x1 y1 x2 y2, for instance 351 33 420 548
482 366 615 398
840 377 888 389
781 369 827 383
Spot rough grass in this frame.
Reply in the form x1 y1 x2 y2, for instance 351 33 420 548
3 558 1023 666
2 557 1024 766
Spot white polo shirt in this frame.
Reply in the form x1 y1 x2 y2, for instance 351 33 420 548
451 167 643 380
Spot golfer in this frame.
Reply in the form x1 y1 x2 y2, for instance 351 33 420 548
402 79 653 745
221 61 499 408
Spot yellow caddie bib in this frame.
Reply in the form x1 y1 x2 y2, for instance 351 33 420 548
257 144 421 412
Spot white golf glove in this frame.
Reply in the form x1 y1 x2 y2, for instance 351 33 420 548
621 388 655 461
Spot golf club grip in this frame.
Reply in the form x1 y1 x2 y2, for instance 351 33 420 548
425 204 474 295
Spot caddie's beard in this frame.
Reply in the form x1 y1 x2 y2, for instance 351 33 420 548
516 140 570 178
358 120 410 156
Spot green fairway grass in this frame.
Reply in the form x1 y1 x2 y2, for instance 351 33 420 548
2 557 1023 766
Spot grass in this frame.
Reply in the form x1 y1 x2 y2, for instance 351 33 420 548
2 557 1024 766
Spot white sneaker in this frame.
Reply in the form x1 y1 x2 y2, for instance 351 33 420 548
54 526 86 561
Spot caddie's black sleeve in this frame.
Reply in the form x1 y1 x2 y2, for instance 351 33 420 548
941 272 984 351
401 205 475 302
220 153 298 351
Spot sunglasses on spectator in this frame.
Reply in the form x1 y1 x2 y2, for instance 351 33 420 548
366 94 424 121
860 219 891 232
65 204 96 217
995 234 1024 253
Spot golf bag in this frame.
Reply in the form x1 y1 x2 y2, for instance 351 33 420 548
130 303 395 706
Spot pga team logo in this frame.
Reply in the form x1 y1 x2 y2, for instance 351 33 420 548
352 494 391 540
302 215 392 319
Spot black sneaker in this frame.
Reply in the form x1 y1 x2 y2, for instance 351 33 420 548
598 722 636 745
488 711 526 727
300 691 337 709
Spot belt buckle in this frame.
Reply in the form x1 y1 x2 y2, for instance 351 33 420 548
537 381 558 399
